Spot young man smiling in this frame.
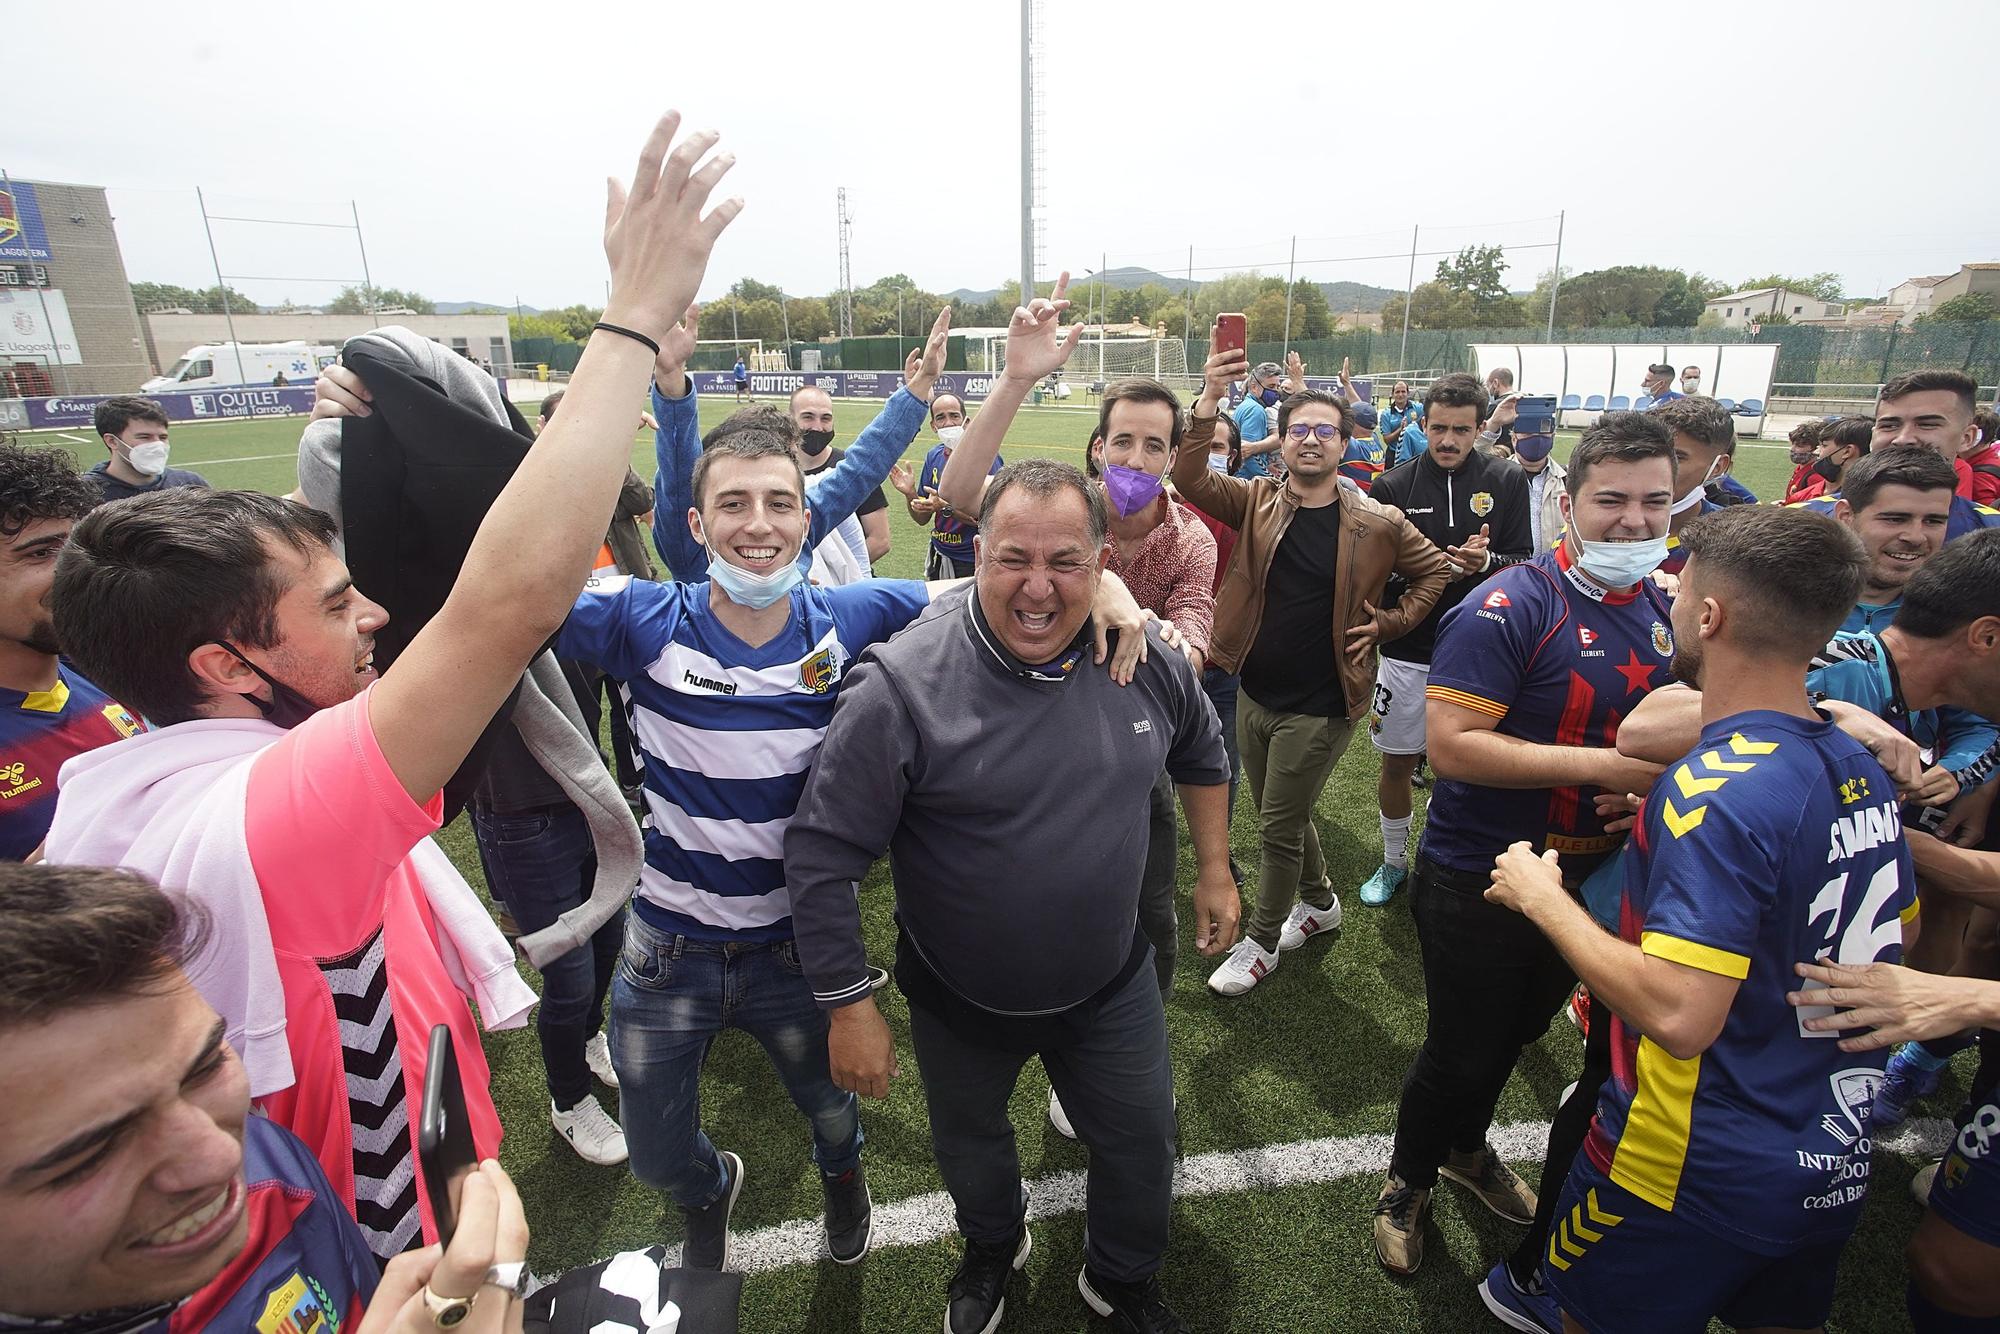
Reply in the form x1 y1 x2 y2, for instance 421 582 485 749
1831 449 1958 634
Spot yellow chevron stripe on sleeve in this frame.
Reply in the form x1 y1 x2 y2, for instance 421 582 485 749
1728 733 1779 755
1673 763 1728 798
1660 798 1707 838
1700 750 1756 774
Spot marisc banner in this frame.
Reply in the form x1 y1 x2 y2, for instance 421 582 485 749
22 385 320 429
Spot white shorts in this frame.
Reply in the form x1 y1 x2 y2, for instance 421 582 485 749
1369 656 1430 756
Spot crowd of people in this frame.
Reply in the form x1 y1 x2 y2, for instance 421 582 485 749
4 111 2000 1334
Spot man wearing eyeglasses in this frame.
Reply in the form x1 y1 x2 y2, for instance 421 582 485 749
1175 339 1452 996
1358 374 1533 908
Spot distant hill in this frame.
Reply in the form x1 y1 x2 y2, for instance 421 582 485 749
434 299 536 314
1318 281 1398 313
948 272 1398 313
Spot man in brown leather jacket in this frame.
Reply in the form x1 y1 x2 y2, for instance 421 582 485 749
1173 339 1451 996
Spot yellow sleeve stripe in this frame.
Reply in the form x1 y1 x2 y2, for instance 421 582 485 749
1641 931 1751 979
1900 900 1922 925
1426 686 1508 720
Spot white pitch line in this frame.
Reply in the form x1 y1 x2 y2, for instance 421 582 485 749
182 451 298 466
652 1115 1956 1275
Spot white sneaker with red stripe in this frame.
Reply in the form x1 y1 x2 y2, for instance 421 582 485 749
1207 937 1280 996
1278 896 1343 951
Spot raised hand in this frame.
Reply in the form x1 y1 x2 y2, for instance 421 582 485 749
601 112 743 348
1286 348 1308 387
653 303 701 387
905 306 954 401
1201 341 1251 409
1444 523 1492 577
888 461 917 498
1003 270 1085 385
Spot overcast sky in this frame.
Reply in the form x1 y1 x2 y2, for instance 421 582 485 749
10 0 1995 311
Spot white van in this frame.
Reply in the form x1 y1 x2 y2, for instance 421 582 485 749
142 342 336 394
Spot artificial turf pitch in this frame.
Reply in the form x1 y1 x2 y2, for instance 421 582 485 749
21 403 1950 1331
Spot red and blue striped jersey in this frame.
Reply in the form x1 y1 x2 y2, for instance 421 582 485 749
0 669 140 860
1586 710 1916 1252
1420 543 1674 874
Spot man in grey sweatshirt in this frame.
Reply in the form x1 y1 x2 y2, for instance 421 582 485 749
786 459 1236 1334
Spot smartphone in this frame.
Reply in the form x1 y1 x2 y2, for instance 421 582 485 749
1513 395 1558 438
418 1024 478 1247
1213 313 1247 361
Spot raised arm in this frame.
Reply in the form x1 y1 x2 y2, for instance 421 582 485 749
647 307 706 578
371 114 740 803
936 274 1083 516
1172 340 1255 528
805 312 949 549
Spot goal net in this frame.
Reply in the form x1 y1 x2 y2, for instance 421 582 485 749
992 336 1189 386
690 338 768 371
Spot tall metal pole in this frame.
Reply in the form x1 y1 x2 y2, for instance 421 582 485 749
778 287 791 351
351 201 375 312
1097 250 1106 379
1018 0 1034 306
1282 235 1297 355
1183 244 1194 348
196 188 249 389
1545 210 1565 342
1398 223 1418 372
2 169 72 393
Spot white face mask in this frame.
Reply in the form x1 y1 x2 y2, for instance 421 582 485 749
121 438 170 477
936 425 965 449
1669 457 1723 514
1571 528 1669 588
1207 452 1231 472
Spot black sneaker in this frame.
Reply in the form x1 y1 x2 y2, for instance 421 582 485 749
822 1165 873 1265
1411 754 1431 789
679 1150 745 1270
1078 1268 1189 1333
947 1225 1032 1334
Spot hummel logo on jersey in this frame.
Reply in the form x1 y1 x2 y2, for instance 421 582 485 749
1133 719 1153 735
1483 589 1511 609
682 669 737 696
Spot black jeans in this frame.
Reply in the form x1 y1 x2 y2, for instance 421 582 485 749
1138 772 1179 997
1512 988 1614 1283
906 956 1177 1283
472 801 622 1110
1389 853 1577 1188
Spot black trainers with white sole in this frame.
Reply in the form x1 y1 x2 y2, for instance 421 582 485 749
822 1165 873 1265
946 1225 1032 1334
679 1150 745 1271
1078 1268 1189 1333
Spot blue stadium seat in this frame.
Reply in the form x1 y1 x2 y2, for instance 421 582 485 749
1610 395 1631 410
1736 397 1762 415
1634 394 1654 411
1584 394 1606 411
1561 394 1581 410
1718 398 1736 411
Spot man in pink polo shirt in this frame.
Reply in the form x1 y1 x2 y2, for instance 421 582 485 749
42 112 741 1261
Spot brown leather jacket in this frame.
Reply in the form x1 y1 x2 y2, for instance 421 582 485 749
1172 410 1451 720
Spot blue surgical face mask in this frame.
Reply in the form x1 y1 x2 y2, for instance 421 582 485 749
1257 388 1280 407
705 543 805 610
1569 528 1668 588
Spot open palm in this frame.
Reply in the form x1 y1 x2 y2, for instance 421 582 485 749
1005 269 1084 383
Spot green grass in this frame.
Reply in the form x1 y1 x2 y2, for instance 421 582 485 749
18 404 1935 1331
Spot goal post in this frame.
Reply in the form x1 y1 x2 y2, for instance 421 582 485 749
691 338 768 371
995 336 1189 385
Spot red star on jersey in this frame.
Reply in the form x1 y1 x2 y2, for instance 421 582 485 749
1613 648 1656 695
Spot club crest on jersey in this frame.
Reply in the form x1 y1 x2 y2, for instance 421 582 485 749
102 703 141 738
257 1272 341 1334
799 646 839 694
1470 491 1494 517
1650 622 1673 657
1483 589 1511 609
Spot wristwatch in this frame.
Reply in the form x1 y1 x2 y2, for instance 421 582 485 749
485 1261 531 1297
422 1286 475 1327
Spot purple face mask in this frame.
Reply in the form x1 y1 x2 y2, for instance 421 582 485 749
1101 463 1164 518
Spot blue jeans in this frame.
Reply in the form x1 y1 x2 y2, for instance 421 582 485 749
610 907 862 1209
471 802 620 1111
1201 665 1242 821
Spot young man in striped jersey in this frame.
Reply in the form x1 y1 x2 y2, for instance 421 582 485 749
561 380 1153 1270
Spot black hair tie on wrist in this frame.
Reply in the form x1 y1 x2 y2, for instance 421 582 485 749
593 321 661 357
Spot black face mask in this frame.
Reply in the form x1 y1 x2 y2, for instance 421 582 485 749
1812 456 1843 483
214 641 323 729
800 428 835 457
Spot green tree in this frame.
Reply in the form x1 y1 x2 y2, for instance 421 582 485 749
1435 245 1512 316
735 298 786 342
328 285 434 314
508 312 571 343
131 280 263 313
1380 282 1478 330
1243 291 1291 343
1920 293 1999 325
730 277 785 305
1736 272 1844 302
539 303 605 341
784 297 834 341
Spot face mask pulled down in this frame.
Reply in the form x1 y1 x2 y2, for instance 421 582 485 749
214 641 322 729
1568 528 1668 589
705 542 805 610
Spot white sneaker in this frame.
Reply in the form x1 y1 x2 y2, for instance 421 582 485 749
551 1096 628 1165
1207 937 1280 996
585 1032 619 1088
1277 896 1343 951
1049 1087 1077 1140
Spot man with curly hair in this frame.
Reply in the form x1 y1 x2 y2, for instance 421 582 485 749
0 445 140 859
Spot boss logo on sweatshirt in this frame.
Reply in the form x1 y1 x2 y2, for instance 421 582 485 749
1133 719 1153 735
